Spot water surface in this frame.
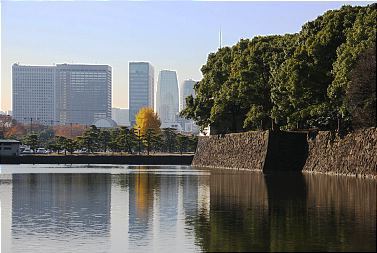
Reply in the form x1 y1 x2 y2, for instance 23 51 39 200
0 165 375 252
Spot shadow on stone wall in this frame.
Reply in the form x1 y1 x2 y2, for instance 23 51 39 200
263 131 308 173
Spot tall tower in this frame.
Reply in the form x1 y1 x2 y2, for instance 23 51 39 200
156 70 179 124
129 62 154 126
180 79 196 112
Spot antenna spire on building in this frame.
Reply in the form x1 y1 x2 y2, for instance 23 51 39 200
219 26 222 49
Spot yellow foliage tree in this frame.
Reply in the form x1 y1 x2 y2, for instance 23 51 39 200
134 107 161 136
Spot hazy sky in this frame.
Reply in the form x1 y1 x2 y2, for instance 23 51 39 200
0 1 372 111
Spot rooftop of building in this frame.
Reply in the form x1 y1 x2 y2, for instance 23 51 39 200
13 63 111 70
0 139 21 143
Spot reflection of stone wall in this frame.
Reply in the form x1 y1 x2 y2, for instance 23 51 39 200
303 128 377 178
210 169 268 209
303 173 376 251
193 131 269 171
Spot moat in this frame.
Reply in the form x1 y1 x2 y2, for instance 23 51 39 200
0 165 375 252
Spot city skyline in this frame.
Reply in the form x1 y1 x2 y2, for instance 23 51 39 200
1 1 370 111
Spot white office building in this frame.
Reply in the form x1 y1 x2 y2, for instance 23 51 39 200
129 62 154 126
156 70 179 125
55 64 112 125
112 108 130 126
12 63 111 126
12 64 56 125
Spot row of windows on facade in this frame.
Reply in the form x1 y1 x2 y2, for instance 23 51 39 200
0 147 12 151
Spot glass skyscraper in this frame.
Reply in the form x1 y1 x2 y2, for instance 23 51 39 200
129 62 154 126
180 79 196 112
156 70 179 124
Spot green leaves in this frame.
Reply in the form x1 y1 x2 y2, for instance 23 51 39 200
22 134 39 151
182 4 376 133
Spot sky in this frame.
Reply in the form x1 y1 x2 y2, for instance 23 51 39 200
0 1 373 111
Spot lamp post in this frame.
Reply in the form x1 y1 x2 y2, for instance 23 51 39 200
24 117 34 134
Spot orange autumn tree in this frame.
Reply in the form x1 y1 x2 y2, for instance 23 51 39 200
53 124 87 138
4 123 26 139
134 107 161 137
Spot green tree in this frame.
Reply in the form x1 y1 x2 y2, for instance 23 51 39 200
23 134 39 152
181 47 232 132
98 129 111 152
176 134 189 155
80 125 100 153
329 4 376 117
118 127 137 154
345 47 376 129
38 128 55 148
161 128 177 153
64 138 77 155
187 135 198 152
182 4 376 133
143 128 161 155
55 136 67 154
108 128 121 153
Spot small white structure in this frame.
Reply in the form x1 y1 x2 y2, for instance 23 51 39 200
92 118 117 128
0 139 21 156
161 122 183 132
199 126 211 136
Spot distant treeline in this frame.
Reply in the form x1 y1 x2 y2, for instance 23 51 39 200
21 126 198 155
182 4 376 133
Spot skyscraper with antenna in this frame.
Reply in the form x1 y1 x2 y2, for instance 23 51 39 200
219 26 222 49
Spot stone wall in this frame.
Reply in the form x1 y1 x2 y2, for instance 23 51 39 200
303 128 377 178
192 131 269 171
193 128 376 178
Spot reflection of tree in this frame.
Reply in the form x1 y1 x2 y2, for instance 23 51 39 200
190 171 376 252
303 174 376 252
113 174 129 190
135 172 150 217
265 174 308 251
267 174 376 251
129 166 157 220
192 171 270 252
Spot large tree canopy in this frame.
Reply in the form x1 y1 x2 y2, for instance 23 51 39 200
182 4 376 133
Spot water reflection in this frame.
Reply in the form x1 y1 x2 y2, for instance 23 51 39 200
0 166 375 252
195 171 376 252
10 174 112 253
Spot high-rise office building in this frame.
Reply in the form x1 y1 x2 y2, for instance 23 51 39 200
129 62 154 126
12 64 56 125
177 79 198 133
55 64 112 125
180 79 196 112
156 70 179 124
